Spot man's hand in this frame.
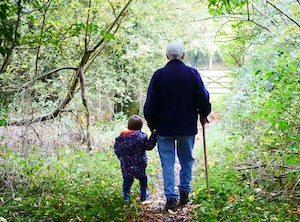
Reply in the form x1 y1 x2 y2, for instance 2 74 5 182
200 116 209 126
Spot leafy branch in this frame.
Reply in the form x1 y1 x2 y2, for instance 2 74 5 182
8 0 134 129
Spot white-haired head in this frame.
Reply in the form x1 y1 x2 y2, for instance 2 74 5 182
166 42 185 60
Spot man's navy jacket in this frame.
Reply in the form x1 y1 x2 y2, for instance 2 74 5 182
143 59 211 136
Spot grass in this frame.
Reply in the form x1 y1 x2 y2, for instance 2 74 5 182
1 98 299 221
192 121 299 222
0 148 140 221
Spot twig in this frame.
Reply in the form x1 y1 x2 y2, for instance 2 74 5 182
29 125 45 146
274 170 300 178
236 163 267 171
84 0 92 52
79 66 93 151
7 0 134 126
236 162 259 166
292 176 300 192
0 66 78 94
91 0 133 52
35 9 47 75
249 0 276 25
267 1 300 28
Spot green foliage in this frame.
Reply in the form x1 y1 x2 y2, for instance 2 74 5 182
0 0 19 57
193 123 299 221
0 0 133 118
0 103 8 127
0 148 140 221
208 0 247 15
218 0 300 200
193 167 299 221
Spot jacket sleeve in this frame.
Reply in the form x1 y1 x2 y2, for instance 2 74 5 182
113 137 122 158
194 69 211 117
143 71 160 131
140 132 157 151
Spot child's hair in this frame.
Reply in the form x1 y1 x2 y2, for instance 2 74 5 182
128 115 143 130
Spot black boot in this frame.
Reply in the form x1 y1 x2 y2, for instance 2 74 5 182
179 191 189 205
165 198 178 211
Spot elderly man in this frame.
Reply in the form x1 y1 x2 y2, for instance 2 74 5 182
143 42 211 211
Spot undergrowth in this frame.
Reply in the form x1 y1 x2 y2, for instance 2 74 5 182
1 97 299 221
0 148 141 221
192 121 299 222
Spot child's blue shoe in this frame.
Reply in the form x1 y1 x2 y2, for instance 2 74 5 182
124 192 130 202
140 189 150 201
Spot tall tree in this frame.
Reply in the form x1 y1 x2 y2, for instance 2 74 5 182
0 0 133 151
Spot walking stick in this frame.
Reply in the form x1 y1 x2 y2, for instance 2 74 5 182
201 116 210 195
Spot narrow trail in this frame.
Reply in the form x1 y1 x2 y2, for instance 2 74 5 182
138 159 195 222
138 111 221 221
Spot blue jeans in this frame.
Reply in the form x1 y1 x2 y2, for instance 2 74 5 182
157 135 195 199
123 175 148 200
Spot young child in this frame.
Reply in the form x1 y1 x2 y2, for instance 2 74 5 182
114 115 156 202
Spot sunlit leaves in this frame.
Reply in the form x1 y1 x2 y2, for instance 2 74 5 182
100 30 115 41
208 0 247 15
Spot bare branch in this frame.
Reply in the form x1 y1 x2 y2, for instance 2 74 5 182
21 0 51 16
21 66 78 88
267 0 300 28
249 0 276 25
79 66 93 151
8 0 134 126
292 176 300 192
108 0 118 18
247 0 250 21
8 73 79 126
236 163 268 171
84 0 92 52
29 125 44 146
35 9 47 75
91 0 133 52
0 66 77 96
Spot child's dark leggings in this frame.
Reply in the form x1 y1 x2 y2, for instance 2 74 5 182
123 174 148 197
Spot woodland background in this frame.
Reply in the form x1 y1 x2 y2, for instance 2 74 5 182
0 0 299 221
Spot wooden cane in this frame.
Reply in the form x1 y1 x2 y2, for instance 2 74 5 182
202 118 210 194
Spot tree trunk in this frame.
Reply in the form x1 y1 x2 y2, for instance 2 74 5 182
78 66 93 152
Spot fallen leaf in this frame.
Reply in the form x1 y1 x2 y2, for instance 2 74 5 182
248 195 255 202
168 209 176 214
270 217 278 222
228 196 236 202
208 161 215 167
256 207 262 211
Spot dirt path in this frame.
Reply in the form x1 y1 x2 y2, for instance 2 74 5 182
138 160 196 222
137 111 220 221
